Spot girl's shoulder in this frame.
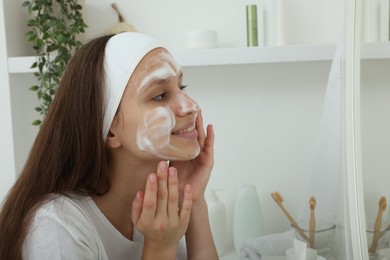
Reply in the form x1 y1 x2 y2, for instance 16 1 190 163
34 194 92 225
24 194 107 259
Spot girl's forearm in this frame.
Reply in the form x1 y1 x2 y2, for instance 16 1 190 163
185 200 218 260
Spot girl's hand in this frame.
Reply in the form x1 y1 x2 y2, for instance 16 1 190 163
170 110 215 204
170 112 218 260
131 161 193 258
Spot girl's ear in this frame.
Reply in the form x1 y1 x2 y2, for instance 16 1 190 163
106 129 122 149
106 117 122 149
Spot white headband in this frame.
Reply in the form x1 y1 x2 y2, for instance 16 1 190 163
103 32 162 140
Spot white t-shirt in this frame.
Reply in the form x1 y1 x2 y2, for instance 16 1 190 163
22 195 187 260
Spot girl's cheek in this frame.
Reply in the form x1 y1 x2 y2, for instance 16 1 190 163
136 107 175 153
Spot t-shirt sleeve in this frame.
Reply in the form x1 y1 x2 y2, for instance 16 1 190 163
22 214 99 260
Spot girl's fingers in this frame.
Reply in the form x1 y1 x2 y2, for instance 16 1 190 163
204 124 215 158
179 184 193 223
196 110 206 149
131 191 144 224
140 173 158 221
197 124 215 168
167 167 179 220
156 161 168 215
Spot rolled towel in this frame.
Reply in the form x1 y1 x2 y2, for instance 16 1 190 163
240 229 295 260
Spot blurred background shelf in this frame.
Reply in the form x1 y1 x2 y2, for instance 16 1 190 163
8 42 390 74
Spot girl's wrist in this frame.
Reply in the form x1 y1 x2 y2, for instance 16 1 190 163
142 241 178 260
189 199 208 217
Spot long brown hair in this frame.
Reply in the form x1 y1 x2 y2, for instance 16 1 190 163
0 34 114 260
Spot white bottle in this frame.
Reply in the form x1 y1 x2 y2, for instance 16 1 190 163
233 185 265 254
264 0 284 46
207 189 227 256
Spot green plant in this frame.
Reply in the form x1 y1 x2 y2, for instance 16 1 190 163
22 0 87 125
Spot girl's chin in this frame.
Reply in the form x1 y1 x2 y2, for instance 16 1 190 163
159 146 201 161
174 148 201 161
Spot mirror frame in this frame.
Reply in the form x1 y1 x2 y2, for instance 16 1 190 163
342 0 369 258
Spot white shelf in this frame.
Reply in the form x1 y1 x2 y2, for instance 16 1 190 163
172 44 337 66
7 42 390 74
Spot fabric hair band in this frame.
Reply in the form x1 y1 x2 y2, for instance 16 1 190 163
103 32 162 141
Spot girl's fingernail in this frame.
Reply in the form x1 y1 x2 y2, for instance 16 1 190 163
185 184 191 193
169 167 176 177
149 174 156 183
136 191 142 201
159 161 167 171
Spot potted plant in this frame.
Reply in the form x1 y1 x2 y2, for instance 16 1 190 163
22 0 87 125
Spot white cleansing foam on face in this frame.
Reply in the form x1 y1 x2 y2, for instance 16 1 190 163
136 106 175 154
137 62 176 96
136 105 201 160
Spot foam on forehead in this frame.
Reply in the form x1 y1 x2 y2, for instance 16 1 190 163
103 32 162 141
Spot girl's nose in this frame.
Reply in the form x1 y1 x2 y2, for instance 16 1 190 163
175 92 200 116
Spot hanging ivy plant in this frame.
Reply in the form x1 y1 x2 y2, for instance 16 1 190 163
22 0 88 125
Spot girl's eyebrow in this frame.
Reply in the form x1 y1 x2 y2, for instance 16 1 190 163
147 72 183 88
154 78 169 85
137 71 184 96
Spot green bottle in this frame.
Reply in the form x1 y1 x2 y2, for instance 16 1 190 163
246 5 258 47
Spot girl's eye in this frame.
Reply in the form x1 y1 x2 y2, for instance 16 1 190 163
152 85 187 101
152 92 168 101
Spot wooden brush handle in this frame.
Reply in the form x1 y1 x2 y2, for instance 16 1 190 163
369 207 385 254
379 223 390 239
309 210 315 249
274 201 310 242
292 221 310 243
369 226 381 254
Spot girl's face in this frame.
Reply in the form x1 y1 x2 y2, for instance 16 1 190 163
110 48 200 161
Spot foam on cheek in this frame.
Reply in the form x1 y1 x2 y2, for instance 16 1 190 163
136 106 175 153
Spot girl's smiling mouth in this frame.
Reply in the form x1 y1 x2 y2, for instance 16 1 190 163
172 122 198 139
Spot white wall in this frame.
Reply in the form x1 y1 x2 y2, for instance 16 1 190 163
184 62 330 244
0 0 16 202
82 0 343 48
3 0 32 56
361 59 390 225
9 74 40 175
2 0 39 179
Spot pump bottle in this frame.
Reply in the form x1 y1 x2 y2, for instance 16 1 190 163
207 189 227 256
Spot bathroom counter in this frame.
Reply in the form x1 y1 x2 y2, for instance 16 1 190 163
220 247 286 260
220 251 237 259
220 246 325 260
221 252 285 260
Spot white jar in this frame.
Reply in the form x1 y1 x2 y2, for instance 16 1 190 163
183 30 218 49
